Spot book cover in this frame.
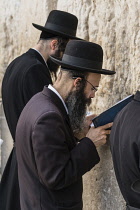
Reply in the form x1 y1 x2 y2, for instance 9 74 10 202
92 95 134 128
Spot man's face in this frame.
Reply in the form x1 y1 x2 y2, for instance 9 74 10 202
84 73 101 100
65 73 101 133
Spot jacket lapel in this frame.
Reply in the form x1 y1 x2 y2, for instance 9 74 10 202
42 86 77 148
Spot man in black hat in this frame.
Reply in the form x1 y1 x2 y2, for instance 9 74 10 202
16 40 115 210
0 10 80 210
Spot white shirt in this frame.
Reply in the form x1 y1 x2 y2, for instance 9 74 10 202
48 84 68 114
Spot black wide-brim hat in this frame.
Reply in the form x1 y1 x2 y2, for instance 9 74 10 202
50 40 116 75
32 10 81 40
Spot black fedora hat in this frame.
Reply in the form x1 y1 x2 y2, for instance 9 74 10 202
50 40 116 75
32 10 80 40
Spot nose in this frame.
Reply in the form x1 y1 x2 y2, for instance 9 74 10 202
89 91 95 98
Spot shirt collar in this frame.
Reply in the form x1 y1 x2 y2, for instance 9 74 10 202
48 84 68 114
31 48 48 68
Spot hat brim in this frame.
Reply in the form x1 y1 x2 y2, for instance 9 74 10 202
49 55 116 75
32 23 81 40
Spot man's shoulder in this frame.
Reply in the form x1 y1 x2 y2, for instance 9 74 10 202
18 91 62 127
16 49 42 66
28 90 60 114
5 49 47 76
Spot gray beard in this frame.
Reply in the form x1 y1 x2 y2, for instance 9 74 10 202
65 87 91 134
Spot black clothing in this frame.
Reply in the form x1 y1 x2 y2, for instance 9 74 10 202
0 49 52 210
110 91 140 209
16 86 100 210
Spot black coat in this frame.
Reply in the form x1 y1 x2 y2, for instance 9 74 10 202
110 91 140 208
16 86 100 210
0 49 52 210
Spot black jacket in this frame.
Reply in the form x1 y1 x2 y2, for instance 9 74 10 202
110 91 140 208
16 86 100 210
0 49 52 210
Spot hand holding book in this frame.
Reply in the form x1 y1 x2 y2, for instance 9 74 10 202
86 122 113 147
92 95 134 128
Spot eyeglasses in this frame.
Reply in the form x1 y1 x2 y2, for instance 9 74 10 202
84 79 98 92
72 77 98 92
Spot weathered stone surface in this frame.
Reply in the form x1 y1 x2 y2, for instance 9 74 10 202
0 0 140 209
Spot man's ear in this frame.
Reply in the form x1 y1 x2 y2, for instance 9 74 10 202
50 39 58 50
73 77 82 89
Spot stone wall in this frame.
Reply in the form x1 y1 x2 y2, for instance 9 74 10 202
0 0 140 209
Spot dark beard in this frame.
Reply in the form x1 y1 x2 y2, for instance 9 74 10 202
47 58 59 80
47 48 64 79
65 87 91 134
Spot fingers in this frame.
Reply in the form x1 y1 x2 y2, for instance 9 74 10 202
85 114 96 127
93 134 106 142
100 122 113 130
86 114 97 120
86 122 113 147
93 135 107 147
101 129 111 135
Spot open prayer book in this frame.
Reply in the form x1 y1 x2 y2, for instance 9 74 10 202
92 94 134 128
